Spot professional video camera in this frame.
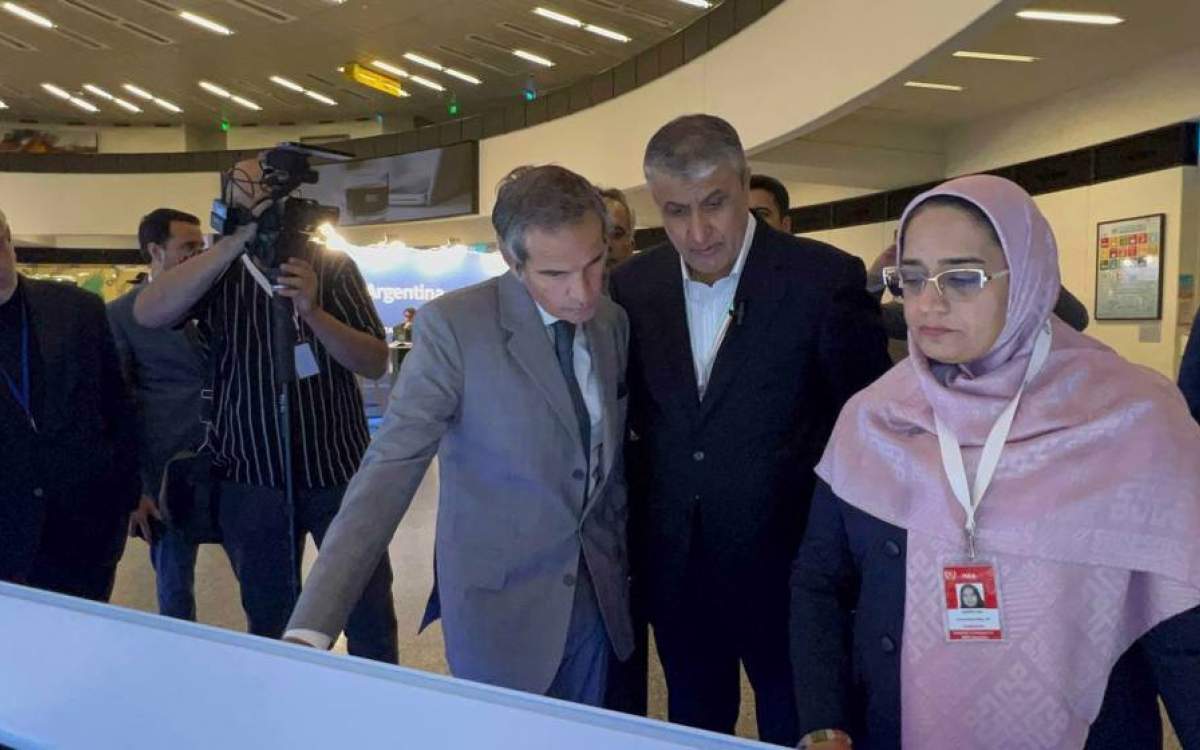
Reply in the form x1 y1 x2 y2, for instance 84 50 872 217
210 141 350 268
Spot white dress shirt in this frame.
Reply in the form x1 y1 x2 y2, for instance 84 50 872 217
681 214 756 398
537 305 605 498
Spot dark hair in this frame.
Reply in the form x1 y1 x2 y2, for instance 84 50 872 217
901 194 1001 249
491 165 608 269
599 187 635 227
749 174 789 217
643 114 747 182
959 584 983 608
137 208 201 260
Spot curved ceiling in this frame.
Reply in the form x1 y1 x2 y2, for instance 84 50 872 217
0 0 711 126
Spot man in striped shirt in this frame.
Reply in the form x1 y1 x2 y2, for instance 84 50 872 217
134 158 398 663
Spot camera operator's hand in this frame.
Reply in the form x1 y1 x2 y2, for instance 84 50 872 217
277 258 320 318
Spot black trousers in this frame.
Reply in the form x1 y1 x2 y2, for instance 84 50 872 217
651 530 798 746
25 510 127 603
217 481 399 664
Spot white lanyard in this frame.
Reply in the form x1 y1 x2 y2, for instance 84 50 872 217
935 321 1052 558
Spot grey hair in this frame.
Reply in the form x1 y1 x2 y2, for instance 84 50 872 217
643 114 748 183
599 187 636 229
491 165 609 269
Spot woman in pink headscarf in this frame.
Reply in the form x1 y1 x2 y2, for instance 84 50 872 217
790 175 1200 750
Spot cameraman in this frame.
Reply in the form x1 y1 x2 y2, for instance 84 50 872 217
134 156 398 663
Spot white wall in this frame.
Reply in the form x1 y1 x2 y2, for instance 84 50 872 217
800 168 1199 378
946 45 1200 176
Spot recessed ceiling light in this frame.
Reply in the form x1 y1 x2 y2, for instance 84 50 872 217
674 0 710 7
153 98 182 113
444 68 482 85
404 52 443 71
199 80 232 98
179 10 234 35
953 50 1038 62
0 99 7 110
113 97 142 113
533 7 583 27
904 80 964 92
270 75 305 92
230 95 261 111
83 84 115 100
585 24 629 42
409 75 445 92
69 97 98 113
123 83 154 100
370 59 410 79
3 2 54 29
513 49 555 67
304 90 337 106
41 83 72 100
1016 9 1123 25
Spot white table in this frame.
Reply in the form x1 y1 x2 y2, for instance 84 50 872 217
0 583 775 749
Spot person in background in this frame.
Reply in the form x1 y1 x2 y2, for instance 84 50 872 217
393 307 416 344
0 207 138 601
1174 306 1200 424
609 115 890 745
601 187 637 272
285 165 634 707
748 174 792 234
107 208 208 620
791 175 1200 750
133 157 398 663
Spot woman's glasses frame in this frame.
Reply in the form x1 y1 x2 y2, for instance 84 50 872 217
882 266 1010 302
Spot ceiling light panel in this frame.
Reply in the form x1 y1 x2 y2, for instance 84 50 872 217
904 80 964 92
83 84 114 99
179 10 234 35
3 2 55 28
0 99 7 109
269 75 305 92
370 59 410 78
533 7 582 27
230 94 260 110
199 80 232 98
41 82 72 99
409 75 445 92
533 7 629 42
113 97 142 112
303 90 336 105
513 49 555 67
1016 9 1123 25
69 96 98 112
443 68 481 85
584 24 628 42
123 84 154 100
953 50 1038 62
674 0 710 7
403 52 443 71
153 97 182 112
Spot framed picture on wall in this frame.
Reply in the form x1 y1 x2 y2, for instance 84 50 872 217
1094 214 1165 321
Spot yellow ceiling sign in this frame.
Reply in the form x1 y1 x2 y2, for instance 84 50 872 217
343 63 408 98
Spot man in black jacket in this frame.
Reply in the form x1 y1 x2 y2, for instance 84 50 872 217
0 207 139 600
608 115 891 744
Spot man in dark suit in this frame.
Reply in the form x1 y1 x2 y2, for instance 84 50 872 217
0 207 139 601
608 115 891 744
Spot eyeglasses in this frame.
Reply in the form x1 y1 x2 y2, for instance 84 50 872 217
882 266 1010 302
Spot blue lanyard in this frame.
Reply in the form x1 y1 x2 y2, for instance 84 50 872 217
0 302 34 431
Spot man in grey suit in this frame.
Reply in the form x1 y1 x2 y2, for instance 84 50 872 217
285 165 633 705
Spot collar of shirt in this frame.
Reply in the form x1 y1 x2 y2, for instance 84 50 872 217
679 213 756 292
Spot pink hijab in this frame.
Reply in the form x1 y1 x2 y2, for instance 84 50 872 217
817 175 1200 748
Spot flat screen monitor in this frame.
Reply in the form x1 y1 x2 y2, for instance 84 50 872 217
300 141 477 227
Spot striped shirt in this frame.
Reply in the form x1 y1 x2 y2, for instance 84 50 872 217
192 249 384 490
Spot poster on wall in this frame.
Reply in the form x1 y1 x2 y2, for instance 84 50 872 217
1094 214 1165 321
0 127 98 154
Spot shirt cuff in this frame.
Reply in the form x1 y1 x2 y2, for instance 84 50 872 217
284 628 333 650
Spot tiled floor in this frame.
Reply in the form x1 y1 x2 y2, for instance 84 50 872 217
108 460 1181 748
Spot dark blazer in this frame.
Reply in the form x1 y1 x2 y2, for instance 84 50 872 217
1177 306 1200 424
791 480 1200 749
0 277 138 585
609 221 891 619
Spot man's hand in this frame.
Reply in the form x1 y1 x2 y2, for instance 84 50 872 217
277 258 320 319
128 495 162 542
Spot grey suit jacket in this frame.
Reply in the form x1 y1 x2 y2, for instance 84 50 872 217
287 271 633 694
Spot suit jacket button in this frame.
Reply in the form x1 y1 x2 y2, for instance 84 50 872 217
572 469 585 480
883 540 901 557
563 574 576 587
692 450 705 462
32 487 44 498
880 635 896 654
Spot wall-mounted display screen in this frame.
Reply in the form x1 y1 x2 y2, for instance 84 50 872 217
300 141 477 227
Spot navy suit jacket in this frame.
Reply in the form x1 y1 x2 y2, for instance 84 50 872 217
791 480 1200 749
609 221 891 621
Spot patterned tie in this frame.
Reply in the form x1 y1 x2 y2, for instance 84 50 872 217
551 320 591 460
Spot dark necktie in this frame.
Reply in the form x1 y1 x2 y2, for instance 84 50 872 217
551 320 591 460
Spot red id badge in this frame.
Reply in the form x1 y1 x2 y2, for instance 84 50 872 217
940 560 1004 642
